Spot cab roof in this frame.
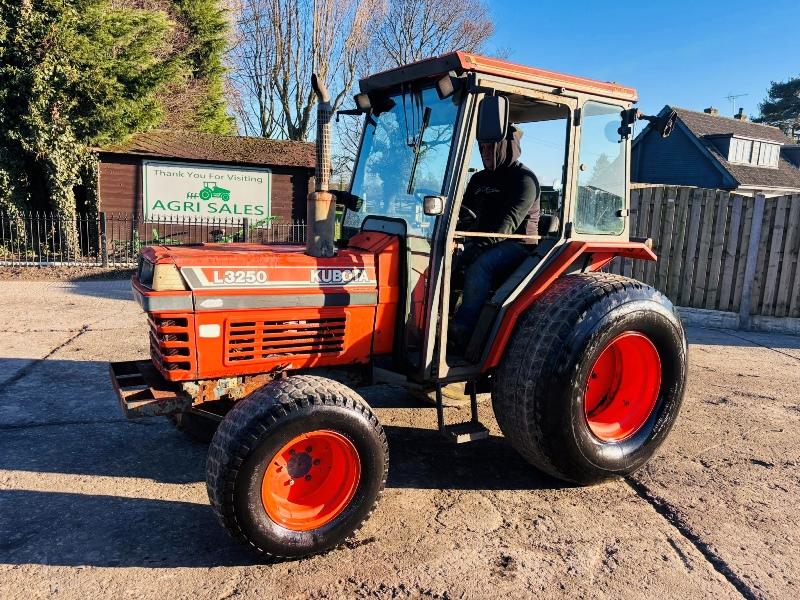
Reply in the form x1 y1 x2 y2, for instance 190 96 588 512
359 51 638 103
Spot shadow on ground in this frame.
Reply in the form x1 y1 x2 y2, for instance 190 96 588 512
0 414 556 492
0 488 257 568
1 358 555 489
64 278 135 301
687 325 800 350
0 356 561 567
0 427 558 568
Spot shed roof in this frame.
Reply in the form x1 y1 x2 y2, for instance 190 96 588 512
99 130 315 170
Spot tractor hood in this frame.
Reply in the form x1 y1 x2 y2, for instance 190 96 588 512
134 233 399 313
143 242 318 270
141 241 379 290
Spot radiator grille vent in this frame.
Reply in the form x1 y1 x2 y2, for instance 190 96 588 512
149 316 193 372
226 317 346 363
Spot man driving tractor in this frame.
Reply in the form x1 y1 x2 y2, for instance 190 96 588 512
449 124 541 348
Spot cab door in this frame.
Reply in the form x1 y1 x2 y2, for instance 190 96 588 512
422 81 578 382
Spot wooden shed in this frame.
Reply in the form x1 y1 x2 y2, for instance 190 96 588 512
97 130 315 223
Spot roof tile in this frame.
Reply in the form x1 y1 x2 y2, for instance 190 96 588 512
99 130 315 170
673 107 790 143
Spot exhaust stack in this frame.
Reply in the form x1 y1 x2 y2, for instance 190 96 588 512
306 74 336 258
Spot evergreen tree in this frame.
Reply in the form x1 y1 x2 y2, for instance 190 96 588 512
172 0 235 134
753 76 800 141
0 0 177 247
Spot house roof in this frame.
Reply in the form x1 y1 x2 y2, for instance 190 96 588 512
673 107 790 143
668 107 800 191
99 130 315 170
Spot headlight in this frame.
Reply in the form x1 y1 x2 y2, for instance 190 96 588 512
151 263 189 291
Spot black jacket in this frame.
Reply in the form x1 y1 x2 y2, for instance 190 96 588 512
462 161 540 247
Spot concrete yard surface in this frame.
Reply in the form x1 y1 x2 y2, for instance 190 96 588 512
0 279 798 599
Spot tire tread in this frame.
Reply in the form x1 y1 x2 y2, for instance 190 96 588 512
494 272 673 481
206 375 388 561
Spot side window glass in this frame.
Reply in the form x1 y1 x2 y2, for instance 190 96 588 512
575 102 625 235
465 108 568 221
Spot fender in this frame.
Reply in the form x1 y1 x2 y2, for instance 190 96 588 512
482 240 657 371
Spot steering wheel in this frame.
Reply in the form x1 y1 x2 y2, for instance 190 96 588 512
457 204 478 229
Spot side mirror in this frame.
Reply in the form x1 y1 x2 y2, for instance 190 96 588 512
423 195 445 216
332 190 363 212
632 109 678 140
658 110 678 138
476 95 509 144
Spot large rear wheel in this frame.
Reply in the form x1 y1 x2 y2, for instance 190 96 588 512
206 375 387 561
493 272 687 484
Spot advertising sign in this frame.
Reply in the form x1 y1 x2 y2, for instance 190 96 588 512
143 161 271 222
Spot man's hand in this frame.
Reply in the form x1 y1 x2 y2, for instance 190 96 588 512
459 241 482 266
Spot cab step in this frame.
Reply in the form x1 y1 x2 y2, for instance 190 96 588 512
435 382 489 444
441 421 490 444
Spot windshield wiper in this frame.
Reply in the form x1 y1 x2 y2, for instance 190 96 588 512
406 106 431 194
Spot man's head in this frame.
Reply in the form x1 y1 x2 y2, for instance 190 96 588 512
479 124 522 171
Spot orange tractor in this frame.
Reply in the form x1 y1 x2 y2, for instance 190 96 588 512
111 53 686 561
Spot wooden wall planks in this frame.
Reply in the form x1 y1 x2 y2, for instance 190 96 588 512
613 186 800 318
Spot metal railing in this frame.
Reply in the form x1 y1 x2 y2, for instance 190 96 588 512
0 212 307 266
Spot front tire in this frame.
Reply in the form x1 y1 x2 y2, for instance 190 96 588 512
493 273 687 484
206 375 388 561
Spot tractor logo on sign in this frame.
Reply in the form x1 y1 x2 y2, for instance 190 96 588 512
187 182 231 202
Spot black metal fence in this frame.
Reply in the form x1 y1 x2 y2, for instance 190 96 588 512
0 212 307 266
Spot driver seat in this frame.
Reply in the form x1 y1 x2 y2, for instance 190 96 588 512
537 214 560 238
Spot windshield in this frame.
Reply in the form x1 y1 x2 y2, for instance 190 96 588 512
343 85 460 240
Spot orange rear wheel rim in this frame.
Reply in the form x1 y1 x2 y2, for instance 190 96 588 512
584 331 662 442
261 430 361 531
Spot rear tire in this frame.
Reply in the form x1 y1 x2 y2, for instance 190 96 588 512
206 375 388 561
493 273 687 484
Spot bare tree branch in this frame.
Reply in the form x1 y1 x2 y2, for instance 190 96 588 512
228 0 382 141
374 0 493 69
227 0 495 183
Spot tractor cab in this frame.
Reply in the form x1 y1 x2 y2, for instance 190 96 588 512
337 53 661 385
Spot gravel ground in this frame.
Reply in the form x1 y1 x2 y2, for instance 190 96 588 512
0 279 798 599
0 265 135 281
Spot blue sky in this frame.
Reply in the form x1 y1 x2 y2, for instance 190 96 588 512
487 0 799 119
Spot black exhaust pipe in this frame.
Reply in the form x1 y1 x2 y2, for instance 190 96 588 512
306 74 336 258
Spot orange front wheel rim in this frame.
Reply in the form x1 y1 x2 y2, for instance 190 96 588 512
261 430 361 531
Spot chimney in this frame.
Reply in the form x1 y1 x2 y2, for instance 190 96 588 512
704 107 719 116
734 107 748 121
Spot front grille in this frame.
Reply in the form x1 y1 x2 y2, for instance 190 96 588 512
226 317 346 363
149 315 193 372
